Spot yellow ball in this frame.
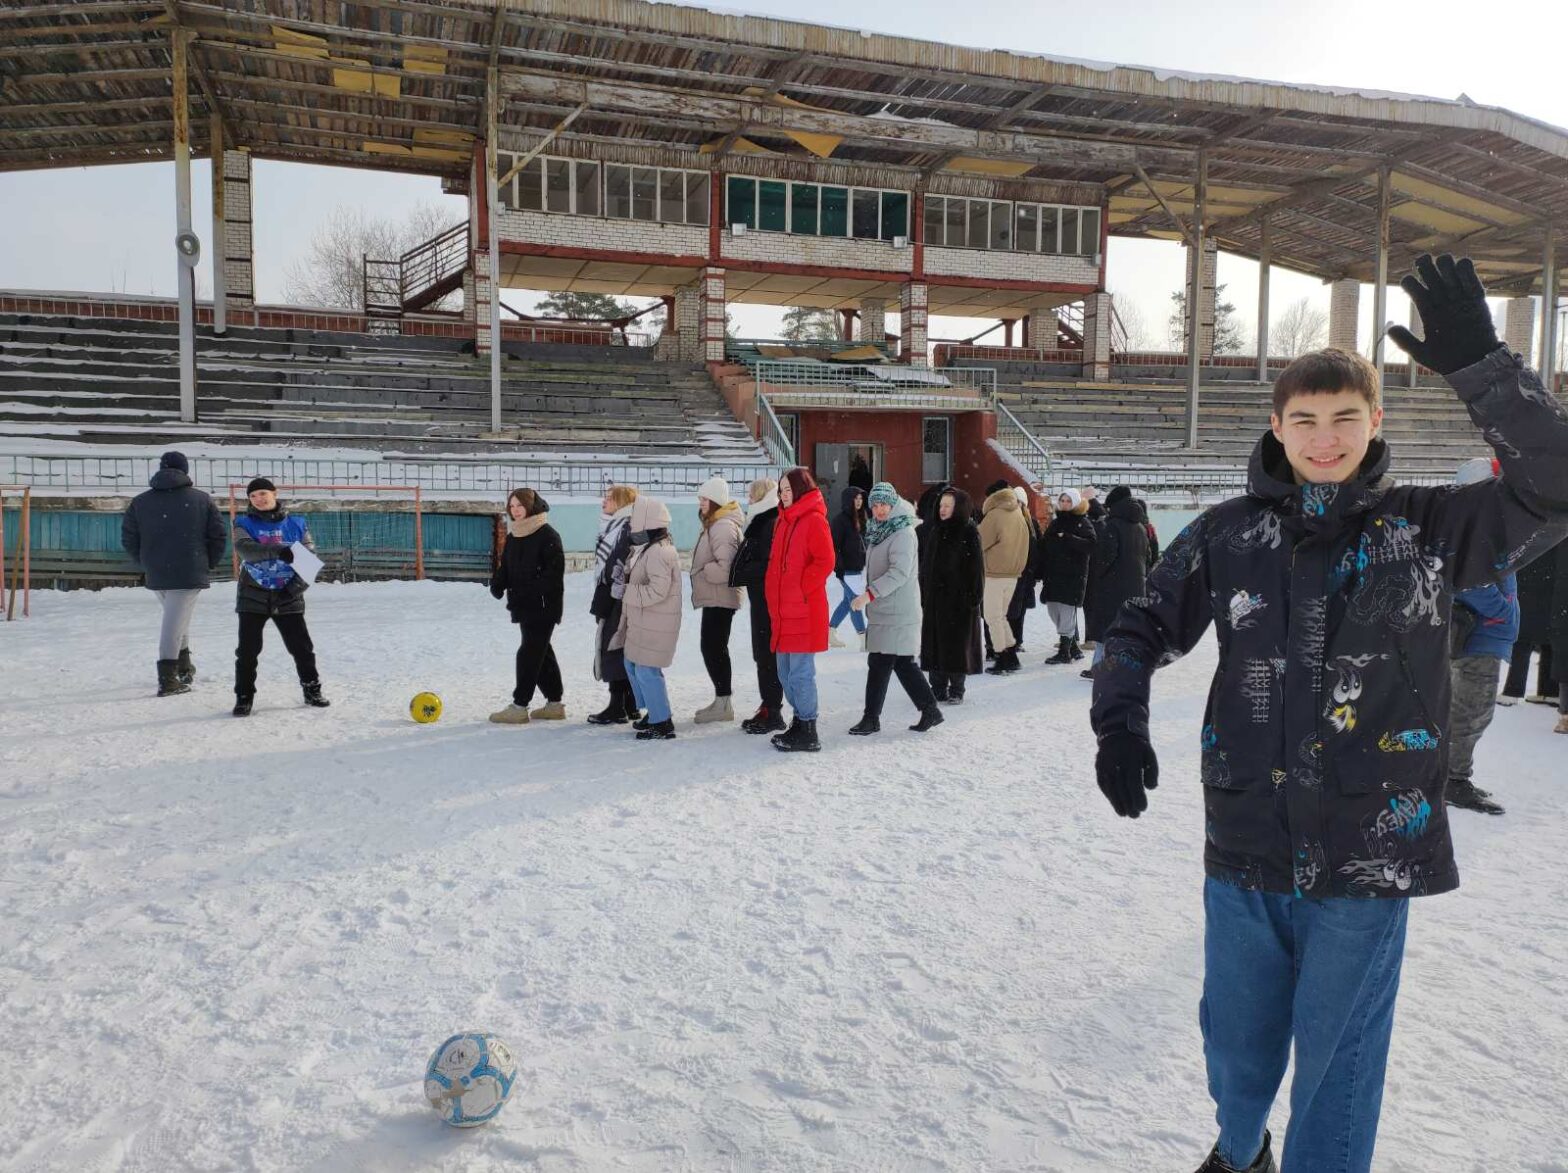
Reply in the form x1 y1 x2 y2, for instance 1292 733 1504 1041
410 692 443 724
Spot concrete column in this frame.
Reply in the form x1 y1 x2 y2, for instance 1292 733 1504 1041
900 281 929 367
1184 237 1217 363
1541 232 1558 389
1371 166 1391 374
1256 217 1271 382
219 148 254 324
473 248 495 357
1504 297 1535 358
171 27 196 424
1328 278 1360 352
1405 299 1421 387
1002 318 1015 348
859 297 887 348
1026 301 1058 355
699 267 726 363
673 279 702 362
1081 291 1114 381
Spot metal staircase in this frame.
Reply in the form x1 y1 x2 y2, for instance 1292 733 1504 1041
362 222 469 336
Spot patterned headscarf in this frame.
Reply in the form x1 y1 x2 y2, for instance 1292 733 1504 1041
864 482 916 547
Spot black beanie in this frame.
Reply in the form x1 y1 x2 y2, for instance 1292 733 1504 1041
246 477 276 496
160 450 189 474
1105 485 1133 506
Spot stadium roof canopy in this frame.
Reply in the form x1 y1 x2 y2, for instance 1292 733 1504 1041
3 0 1567 293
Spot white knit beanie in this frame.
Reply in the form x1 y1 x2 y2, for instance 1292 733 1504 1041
697 475 732 507
1059 488 1082 512
1012 486 1028 506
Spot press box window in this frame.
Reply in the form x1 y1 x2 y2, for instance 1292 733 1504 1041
922 417 952 483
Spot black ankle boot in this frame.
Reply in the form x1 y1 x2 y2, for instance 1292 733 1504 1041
1045 637 1073 665
772 718 819 752
910 706 945 733
1194 1131 1277 1173
635 718 677 740
848 714 880 735
1069 638 1085 662
302 681 331 708
232 694 253 717
587 697 631 725
157 659 191 697
743 705 786 734
176 648 195 685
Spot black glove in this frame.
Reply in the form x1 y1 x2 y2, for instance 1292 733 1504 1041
1386 253 1500 376
276 546 295 564
1096 732 1159 819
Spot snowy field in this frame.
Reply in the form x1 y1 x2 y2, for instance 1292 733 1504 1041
2 574 1565 1172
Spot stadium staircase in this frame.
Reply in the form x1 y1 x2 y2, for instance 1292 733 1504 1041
0 312 765 462
362 222 469 335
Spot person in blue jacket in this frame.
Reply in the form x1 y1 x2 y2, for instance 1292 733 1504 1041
1446 457 1519 815
231 477 331 717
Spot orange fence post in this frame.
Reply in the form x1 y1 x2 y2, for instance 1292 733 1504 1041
413 487 425 581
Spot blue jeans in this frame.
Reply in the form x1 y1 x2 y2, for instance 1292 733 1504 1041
1202 877 1408 1173
775 652 819 720
829 574 866 634
625 659 671 724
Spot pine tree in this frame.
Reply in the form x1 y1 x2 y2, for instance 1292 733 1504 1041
1168 283 1244 354
781 306 839 343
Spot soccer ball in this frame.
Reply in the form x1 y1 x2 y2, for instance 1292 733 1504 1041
410 692 443 723
424 1032 517 1127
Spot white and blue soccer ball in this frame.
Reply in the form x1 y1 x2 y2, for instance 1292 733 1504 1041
424 1032 517 1128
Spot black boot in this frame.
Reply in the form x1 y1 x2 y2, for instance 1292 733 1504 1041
910 705 945 733
232 694 253 717
989 648 1020 674
774 718 820 752
848 714 880 735
635 718 677 740
742 705 786 734
945 681 965 705
632 713 650 731
1195 1131 1277 1173
1044 637 1073 665
157 659 191 697
176 648 195 685
1069 638 1085 662
1446 776 1506 815
588 694 631 725
770 716 801 748
302 681 331 708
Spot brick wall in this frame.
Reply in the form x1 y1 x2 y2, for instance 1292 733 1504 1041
1185 239 1218 362
720 229 910 273
901 282 929 368
924 245 1097 286
498 208 707 259
1329 278 1360 352
1504 297 1535 356
221 150 254 317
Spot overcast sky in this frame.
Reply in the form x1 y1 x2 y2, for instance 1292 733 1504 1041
2 0 1563 349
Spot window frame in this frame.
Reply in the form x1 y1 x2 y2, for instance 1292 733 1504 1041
921 416 952 484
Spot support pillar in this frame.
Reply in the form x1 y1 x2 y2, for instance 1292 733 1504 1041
859 297 886 348
209 115 226 335
1002 318 1015 348
171 27 196 424
673 279 701 361
1328 278 1360 353
485 70 502 434
1184 151 1208 449
1372 166 1391 375
900 281 928 367
652 294 680 361
1081 292 1114 382
699 267 726 363
217 147 254 326
1406 300 1422 388
1184 237 1217 363
1256 215 1270 382
1542 232 1559 391
1504 296 1535 358
1026 301 1058 355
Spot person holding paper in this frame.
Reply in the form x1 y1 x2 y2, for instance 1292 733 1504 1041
230 477 331 717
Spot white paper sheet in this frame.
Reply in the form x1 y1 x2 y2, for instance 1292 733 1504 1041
288 541 323 586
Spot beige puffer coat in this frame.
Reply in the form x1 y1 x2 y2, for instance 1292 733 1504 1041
690 501 743 610
612 496 682 669
978 487 1030 579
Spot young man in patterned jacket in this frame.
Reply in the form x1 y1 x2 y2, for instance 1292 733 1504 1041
1091 255 1568 1173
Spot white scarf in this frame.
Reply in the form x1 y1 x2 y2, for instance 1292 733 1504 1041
745 489 779 530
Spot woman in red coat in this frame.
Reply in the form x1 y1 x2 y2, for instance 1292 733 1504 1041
765 467 835 752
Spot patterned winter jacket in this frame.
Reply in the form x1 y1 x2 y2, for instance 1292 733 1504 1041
233 507 314 616
1092 347 1568 900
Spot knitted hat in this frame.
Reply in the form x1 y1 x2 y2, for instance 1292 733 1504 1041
1058 488 1083 512
782 467 817 501
696 475 733 507
1012 485 1028 506
160 450 189 474
1454 457 1496 486
246 477 276 495
1105 485 1133 506
985 478 1011 497
868 481 899 509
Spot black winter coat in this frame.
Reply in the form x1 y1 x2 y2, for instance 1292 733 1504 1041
830 487 867 576
1093 348 1568 900
919 489 985 675
1009 513 1042 615
591 525 633 683
1039 511 1097 606
1548 537 1568 667
729 506 778 595
1084 497 1151 642
121 469 227 590
490 507 565 627
1514 536 1559 647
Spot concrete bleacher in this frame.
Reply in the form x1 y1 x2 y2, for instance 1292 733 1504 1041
0 313 765 462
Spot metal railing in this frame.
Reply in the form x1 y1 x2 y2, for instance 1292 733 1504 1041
0 453 779 500
400 222 468 310
754 361 996 395
989 396 1053 484
756 396 797 468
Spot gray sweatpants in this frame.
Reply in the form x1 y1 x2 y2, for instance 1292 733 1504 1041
1045 601 1078 639
1448 654 1502 783
155 588 202 661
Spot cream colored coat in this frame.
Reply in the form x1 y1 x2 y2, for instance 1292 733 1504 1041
612 497 682 669
690 503 743 610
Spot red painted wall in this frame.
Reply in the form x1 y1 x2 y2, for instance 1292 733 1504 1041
786 408 1022 504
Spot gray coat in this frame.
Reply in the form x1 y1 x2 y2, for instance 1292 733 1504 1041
864 503 922 657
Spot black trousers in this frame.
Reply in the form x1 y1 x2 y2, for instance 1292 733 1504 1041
865 652 937 718
1502 642 1554 697
1006 599 1029 647
747 601 784 711
926 669 967 700
700 606 736 697
514 622 563 707
235 611 318 696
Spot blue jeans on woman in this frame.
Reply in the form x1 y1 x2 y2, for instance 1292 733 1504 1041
829 574 866 634
1201 877 1408 1173
775 652 819 720
625 659 671 724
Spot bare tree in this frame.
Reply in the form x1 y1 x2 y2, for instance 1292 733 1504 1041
1272 296 1329 358
283 203 463 310
1108 292 1153 350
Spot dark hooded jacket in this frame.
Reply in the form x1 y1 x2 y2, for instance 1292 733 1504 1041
489 491 565 627
1514 535 1558 647
1092 347 1568 900
1549 537 1568 669
919 487 985 675
1040 507 1097 607
121 468 227 590
830 486 867 576
1084 495 1151 642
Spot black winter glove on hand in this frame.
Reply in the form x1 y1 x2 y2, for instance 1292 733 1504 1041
276 546 295 564
1386 253 1500 376
1096 732 1159 818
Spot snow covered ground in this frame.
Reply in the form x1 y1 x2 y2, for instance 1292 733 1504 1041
1 576 1564 1172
